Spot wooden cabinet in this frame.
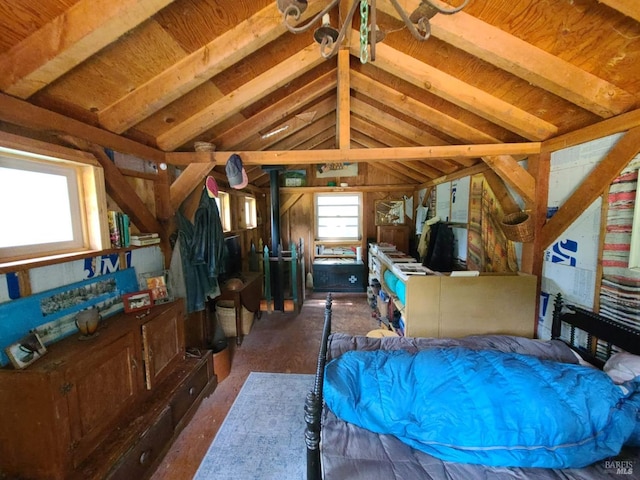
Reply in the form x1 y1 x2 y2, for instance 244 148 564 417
0 299 215 480
376 225 411 253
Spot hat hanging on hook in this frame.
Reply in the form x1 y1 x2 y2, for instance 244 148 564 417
206 176 219 198
226 153 248 189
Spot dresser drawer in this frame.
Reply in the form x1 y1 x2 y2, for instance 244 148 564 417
171 358 210 426
107 407 173 480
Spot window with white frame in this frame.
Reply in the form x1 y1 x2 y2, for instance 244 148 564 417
215 191 231 232
244 196 257 229
315 193 362 240
0 143 107 264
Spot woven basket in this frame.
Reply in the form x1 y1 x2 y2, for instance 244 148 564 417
215 300 254 337
501 211 534 242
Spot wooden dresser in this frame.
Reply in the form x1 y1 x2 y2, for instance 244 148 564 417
0 299 216 480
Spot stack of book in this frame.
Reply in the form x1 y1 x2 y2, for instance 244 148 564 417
130 233 160 246
107 211 130 248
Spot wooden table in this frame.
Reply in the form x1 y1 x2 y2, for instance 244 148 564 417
215 271 263 345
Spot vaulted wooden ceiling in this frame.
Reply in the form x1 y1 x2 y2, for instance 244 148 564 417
0 0 638 191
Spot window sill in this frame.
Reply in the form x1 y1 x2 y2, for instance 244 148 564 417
0 246 159 274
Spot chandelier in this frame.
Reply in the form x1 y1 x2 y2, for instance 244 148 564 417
276 0 469 63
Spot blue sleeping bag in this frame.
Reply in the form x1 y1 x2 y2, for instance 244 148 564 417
324 348 640 468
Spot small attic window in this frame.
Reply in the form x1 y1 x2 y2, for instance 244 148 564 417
0 138 109 267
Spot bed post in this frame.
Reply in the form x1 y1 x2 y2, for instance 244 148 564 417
551 293 563 340
305 293 332 480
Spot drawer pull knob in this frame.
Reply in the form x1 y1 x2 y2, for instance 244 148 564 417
189 386 195 395
139 450 150 465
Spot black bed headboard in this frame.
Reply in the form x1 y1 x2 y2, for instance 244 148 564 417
305 294 332 480
551 293 640 367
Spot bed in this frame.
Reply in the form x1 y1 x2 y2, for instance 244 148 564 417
305 294 640 480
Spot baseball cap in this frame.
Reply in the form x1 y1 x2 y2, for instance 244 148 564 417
225 153 248 189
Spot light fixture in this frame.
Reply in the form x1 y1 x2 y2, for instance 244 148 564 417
277 0 469 63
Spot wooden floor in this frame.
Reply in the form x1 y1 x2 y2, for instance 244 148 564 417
150 291 378 480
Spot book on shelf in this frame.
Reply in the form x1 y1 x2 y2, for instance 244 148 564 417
107 210 131 248
131 237 161 246
131 233 159 240
107 211 121 248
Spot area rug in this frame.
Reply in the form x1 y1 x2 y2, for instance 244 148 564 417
193 372 314 480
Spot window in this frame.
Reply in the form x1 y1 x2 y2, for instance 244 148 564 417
244 196 257 229
215 191 231 232
315 193 362 240
0 138 107 265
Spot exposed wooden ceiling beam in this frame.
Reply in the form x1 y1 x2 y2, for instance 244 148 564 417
424 163 491 188
542 108 640 153
356 38 558 141
58 135 164 235
156 43 325 151
350 130 429 183
97 1 325 133
212 71 337 150
351 100 459 175
350 71 501 144
239 96 336 151
269 114 337 151
351 97 448 146
337 49 351 149
0 0 176 99
169 163 215 214
379 1 636 118
0 92 165 162
541 126 640 249
165 142 540 165
350 117 442 179
598 0 640 22
481 155 535 205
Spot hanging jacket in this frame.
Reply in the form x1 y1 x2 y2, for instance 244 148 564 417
176 189 225 313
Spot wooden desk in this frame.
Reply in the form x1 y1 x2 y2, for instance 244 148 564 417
215 271 263 345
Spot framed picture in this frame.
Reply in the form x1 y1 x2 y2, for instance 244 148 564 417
123 290 153 313
5 332 47 369
139 270 171 304
375 199 405 225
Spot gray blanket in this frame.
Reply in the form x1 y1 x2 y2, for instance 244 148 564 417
321 333 639 480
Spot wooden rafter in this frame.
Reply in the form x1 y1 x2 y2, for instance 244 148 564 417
97 1 325 133
598 0 640 22
350 72 501 144
156 43 325 151
0 0 176 99
213 71 337 150
541 126 640 249
352 38 558 141
378 1 636 118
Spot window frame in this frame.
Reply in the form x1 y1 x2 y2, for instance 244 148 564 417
0 133 109 267
215 191 232 232
244 195 257 229
315 192 362 241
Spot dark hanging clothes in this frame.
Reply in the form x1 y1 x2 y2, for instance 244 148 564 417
423 221 454 272
176 189 226 313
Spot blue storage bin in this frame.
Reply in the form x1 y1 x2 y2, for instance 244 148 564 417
395 280 406 305
383 270 399 293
